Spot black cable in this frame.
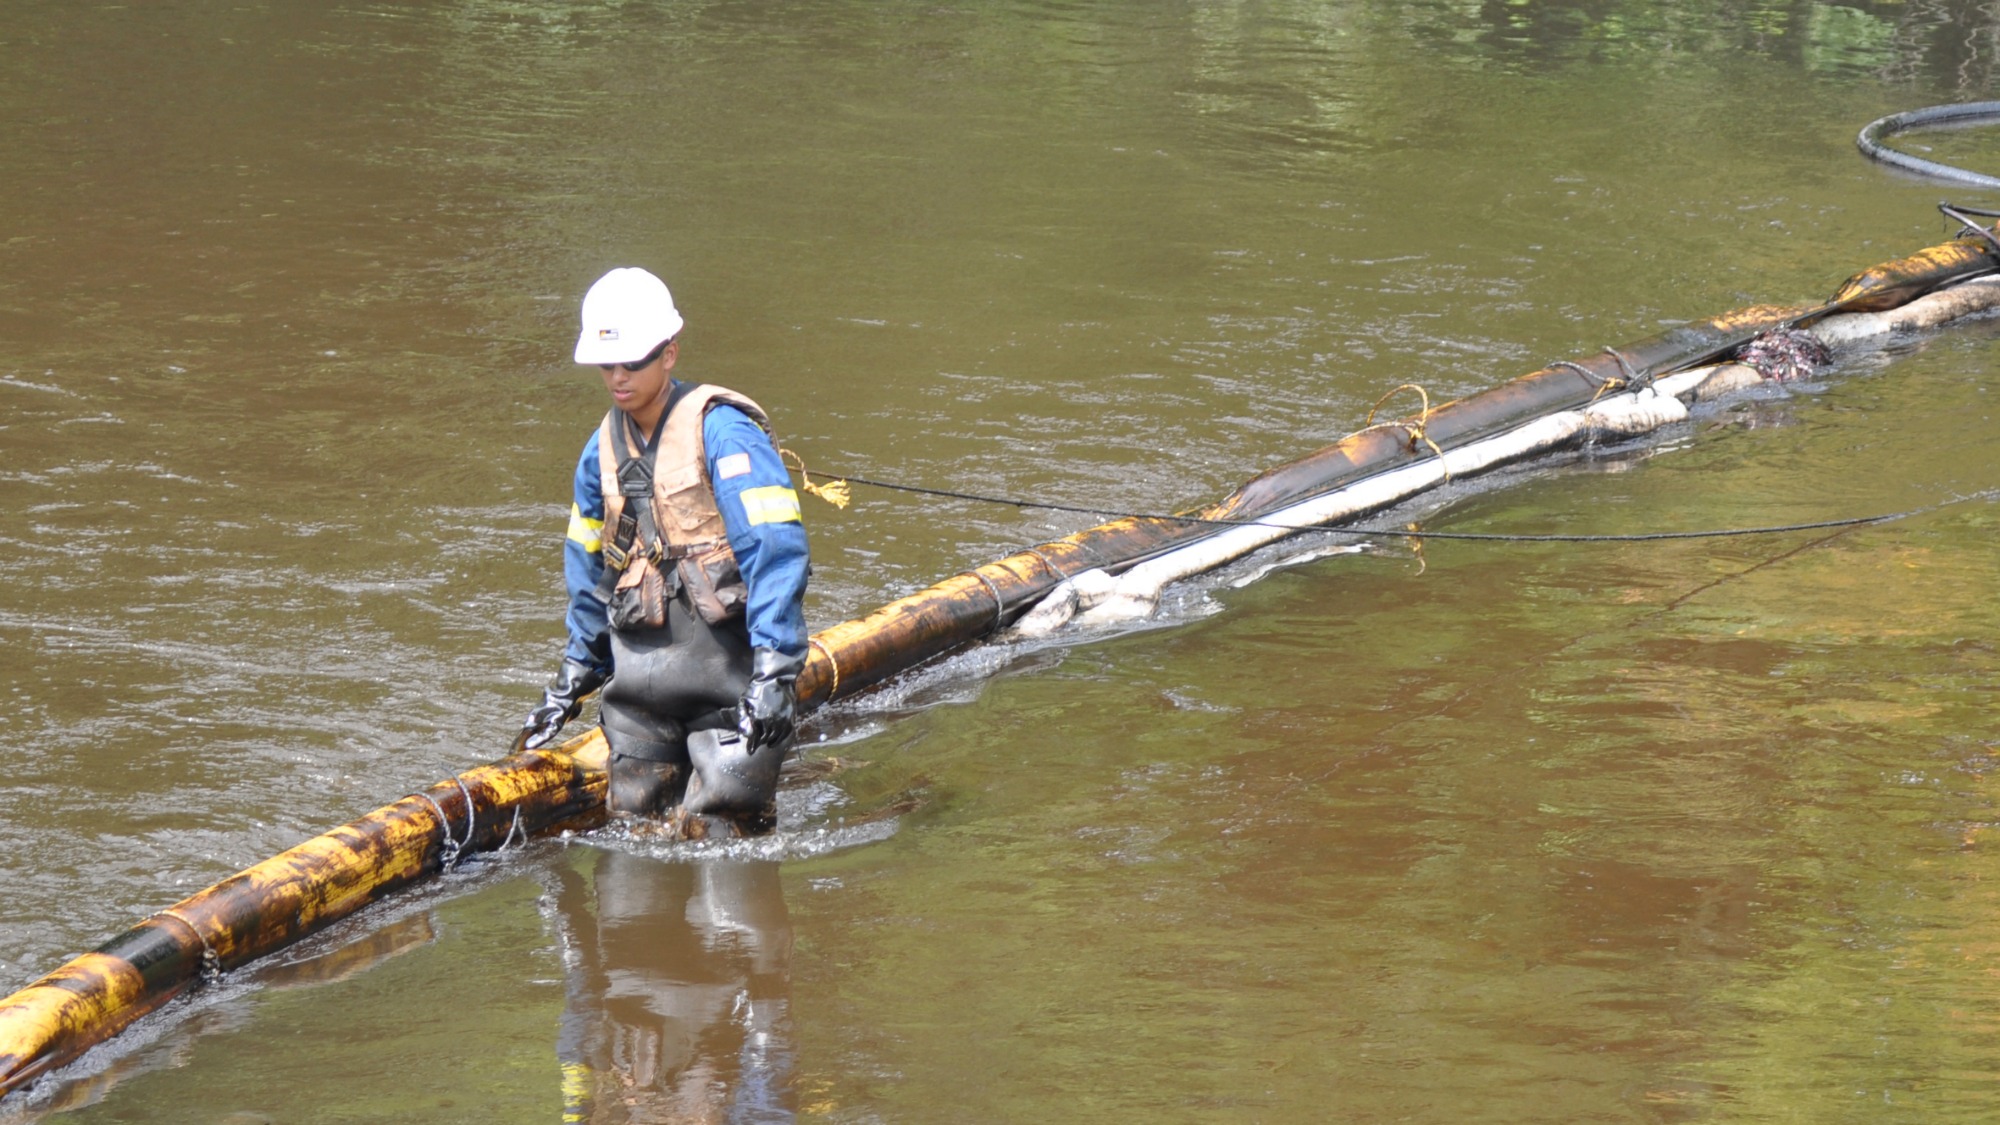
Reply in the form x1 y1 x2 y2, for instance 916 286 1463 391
1857 101 2000 189
798 468 1992 544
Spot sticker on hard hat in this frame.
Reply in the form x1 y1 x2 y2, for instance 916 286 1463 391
597 328 619 340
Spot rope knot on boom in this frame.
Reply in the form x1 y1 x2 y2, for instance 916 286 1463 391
1365 383 1449 478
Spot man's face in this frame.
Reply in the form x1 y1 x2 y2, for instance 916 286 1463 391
599 339 678 413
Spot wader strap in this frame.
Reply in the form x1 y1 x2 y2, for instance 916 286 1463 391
594 382 698 602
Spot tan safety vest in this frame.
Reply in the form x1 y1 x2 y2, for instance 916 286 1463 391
597 384 770 626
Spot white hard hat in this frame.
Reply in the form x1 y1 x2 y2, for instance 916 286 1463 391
573 267 684 365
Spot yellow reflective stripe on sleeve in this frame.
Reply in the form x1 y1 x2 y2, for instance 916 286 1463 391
566 503 604 552
739 485 803 526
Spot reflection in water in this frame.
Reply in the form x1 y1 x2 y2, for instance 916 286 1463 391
547 848 794 1123
7 910 440 1122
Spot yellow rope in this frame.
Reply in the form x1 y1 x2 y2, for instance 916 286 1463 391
780 448 851 509
809 637 841 697
1364 383 1450 479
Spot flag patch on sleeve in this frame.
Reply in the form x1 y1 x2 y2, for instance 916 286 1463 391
716 452 753 480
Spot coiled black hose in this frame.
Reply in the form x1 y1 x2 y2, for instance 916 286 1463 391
1857 101 2000 188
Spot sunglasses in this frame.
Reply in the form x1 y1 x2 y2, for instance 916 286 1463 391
601 340 668 373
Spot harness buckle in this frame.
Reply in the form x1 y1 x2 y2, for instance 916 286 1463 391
617 457 653 499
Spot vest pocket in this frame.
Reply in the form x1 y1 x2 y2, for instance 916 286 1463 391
607 558 678 631
678 544 747 625
659 468 713 533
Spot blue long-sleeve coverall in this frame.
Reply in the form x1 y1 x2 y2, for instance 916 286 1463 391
559 393 810 675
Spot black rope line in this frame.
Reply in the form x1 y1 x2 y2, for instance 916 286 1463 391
1941 201 2000 255
1547 359 1614 389
1602 345 1651 391
793 466 1994 544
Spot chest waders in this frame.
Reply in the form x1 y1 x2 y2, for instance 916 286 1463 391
595 385 775 835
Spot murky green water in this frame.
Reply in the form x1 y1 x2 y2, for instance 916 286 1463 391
7 1 2000 1121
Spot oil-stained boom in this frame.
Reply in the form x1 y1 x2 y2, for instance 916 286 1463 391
3 228 1998 1100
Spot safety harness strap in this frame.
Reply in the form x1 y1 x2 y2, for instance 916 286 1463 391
594 381 698 602
619 409 668 562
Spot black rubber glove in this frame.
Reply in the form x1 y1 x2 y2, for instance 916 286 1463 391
519 658 608 752
737 647 805 751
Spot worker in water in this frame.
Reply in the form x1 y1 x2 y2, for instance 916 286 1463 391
518 267 811 837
